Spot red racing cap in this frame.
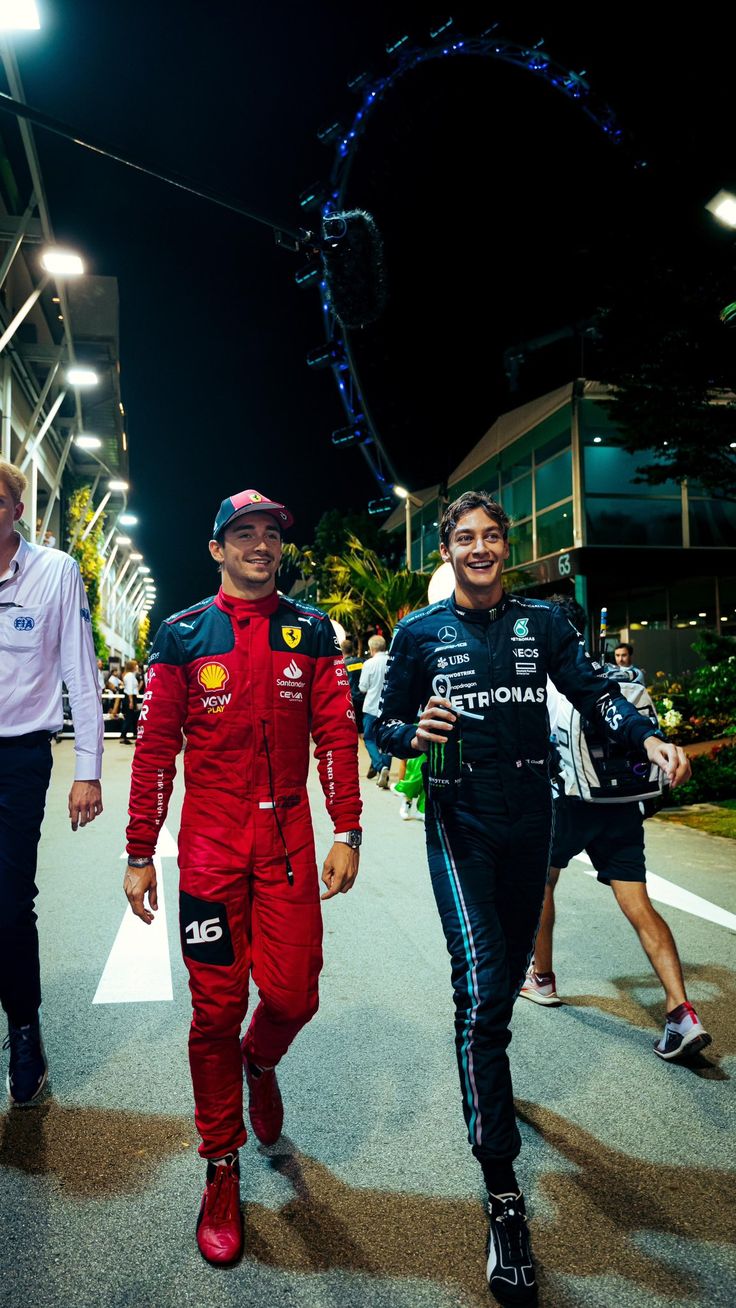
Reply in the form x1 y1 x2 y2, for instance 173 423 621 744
212 488 294 540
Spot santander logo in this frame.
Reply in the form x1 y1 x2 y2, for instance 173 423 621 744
283 659 303 680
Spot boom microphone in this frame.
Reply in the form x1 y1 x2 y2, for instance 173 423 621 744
320 209 387 329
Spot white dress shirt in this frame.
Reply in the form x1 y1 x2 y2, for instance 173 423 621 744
0 535 104 780
123 671 139 697
359 651 389 716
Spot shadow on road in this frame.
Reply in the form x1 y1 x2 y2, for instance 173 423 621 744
561 963 733 1079
517 1099 736 1299
0 1101 195 1195
1 1100 731 1304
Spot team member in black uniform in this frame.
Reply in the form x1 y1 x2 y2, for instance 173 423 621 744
376 491 689 1303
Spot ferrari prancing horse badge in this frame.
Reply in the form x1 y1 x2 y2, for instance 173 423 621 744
282 626 302 649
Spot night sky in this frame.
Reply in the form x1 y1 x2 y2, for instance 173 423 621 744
2 3 732 616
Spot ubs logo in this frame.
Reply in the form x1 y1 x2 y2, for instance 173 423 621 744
438 625 457 644
14 616 35 630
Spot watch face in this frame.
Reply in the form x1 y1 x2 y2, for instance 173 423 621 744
347 830 362 848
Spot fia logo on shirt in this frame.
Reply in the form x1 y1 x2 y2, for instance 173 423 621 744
14 615 35 630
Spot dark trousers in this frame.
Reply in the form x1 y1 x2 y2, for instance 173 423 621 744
362 712 391 772
424 779 552 1164
0 733 53 1026
120 699 139 741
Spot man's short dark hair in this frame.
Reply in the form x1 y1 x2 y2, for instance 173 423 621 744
548 593 587 637
440 491 510 549
615 642 634 656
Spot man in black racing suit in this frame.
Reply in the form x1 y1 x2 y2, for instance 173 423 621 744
375 490 690 1304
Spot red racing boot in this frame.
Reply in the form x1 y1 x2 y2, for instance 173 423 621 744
242 1048 284 1146
196 1154 243 1264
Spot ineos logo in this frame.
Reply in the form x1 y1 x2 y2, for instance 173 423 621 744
438 625 457 644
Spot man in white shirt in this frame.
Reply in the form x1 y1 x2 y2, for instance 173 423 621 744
358 635 392 788
119 660 140 744
0 460 104 1105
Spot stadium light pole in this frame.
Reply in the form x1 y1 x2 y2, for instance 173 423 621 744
0 248 84 355
0 2 41 30
393 485 422 570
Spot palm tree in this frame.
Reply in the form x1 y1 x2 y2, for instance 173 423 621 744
320 539 428 638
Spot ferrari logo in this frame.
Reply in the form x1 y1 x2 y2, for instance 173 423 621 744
282 626 302 649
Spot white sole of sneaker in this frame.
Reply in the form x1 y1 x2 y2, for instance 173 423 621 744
7 1063 49 1107
519 986 561 1007
654 1029 712 1061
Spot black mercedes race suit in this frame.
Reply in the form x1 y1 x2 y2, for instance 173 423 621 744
376 593 660 1172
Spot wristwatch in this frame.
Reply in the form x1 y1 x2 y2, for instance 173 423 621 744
333 830 362 849
127 855 154 867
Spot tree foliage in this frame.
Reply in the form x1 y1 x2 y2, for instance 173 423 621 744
320 544 429 637
135 613 151 665
596 246 736 497
284 531 427 642
66 486 108 659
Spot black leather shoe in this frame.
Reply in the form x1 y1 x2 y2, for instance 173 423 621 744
486 1192 537 1303
4 1019 48 1106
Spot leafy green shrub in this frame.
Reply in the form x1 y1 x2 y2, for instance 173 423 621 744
689 654 736 726
667 744 736 806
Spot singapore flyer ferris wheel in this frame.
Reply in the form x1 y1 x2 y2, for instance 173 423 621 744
297 21 625 506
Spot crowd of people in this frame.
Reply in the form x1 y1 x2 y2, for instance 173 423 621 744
0 456 711 1305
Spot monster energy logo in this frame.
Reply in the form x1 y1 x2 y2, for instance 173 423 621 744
429 736 462 778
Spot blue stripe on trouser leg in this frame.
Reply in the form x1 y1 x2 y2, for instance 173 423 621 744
425 794 550 1165
432 807 483 1145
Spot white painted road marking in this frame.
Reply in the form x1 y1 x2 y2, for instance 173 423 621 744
571 851 736 932
95 825 178 1004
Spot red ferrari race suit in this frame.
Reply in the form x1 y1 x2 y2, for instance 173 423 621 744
126 586 361 1158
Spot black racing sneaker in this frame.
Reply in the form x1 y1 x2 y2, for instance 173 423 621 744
486 1192 537 1304
4 1019 48 1106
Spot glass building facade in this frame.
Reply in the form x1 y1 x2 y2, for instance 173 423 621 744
394 381 736 670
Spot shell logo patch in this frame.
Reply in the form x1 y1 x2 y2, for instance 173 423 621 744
282 626 302 650
198 661 229 691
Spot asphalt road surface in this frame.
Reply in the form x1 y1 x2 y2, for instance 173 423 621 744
1 738 734 1308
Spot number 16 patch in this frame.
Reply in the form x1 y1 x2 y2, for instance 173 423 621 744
179 890 234 965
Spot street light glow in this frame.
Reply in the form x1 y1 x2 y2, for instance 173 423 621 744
393 485 409 499
118 513 138 526
75 434 102 451
139 565 151 573
115 536 132 546
0 1 40 29
108 479 129 492
130 552 143 562
706 189 736 229
66 367 98 387
40 248 85 276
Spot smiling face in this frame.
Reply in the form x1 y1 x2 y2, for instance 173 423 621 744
439 507 509 609
208 510 283 598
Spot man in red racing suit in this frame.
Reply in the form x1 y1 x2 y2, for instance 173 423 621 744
124 488 361 1265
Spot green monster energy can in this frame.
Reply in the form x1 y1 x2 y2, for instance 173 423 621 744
426 711 464 805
